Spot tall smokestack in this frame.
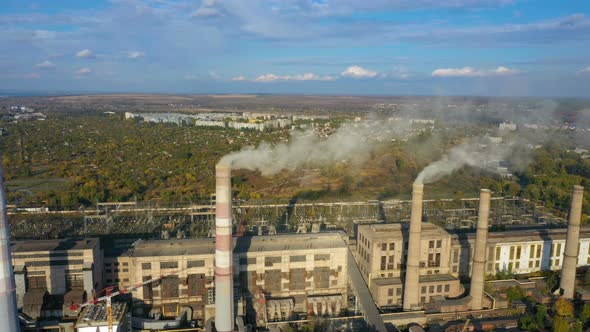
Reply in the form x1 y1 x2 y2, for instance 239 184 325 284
403 183 424 311
0 166 19 331
470 189 491 310
215 162 234 332
560 185 584 299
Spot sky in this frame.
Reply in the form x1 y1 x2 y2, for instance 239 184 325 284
1 0 590 97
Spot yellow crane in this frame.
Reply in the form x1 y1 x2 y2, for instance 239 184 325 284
71 268 185 332
461 318 471 332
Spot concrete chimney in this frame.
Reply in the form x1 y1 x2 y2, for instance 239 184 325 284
403 183 424 311
215 162 234 332
470 189 491 310
0 166 20 331
560 185 584 299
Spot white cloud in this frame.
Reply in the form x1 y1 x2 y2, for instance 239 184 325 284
128 51 145 59
254 72 336 82
341 66 378 78
35 60 55 69
76 49 93 58
432 66 519 77
191 7 220 18
75 68 92 75
231 76 247 81
579 66 590 73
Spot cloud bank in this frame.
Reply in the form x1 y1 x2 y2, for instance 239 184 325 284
341 66 378 78
432 66 519 77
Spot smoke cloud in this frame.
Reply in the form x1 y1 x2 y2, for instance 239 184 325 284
415 136 523 185
220 120 410 175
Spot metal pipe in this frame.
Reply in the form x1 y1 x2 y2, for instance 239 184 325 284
215 162 234 332
403 183 424 311
0 165 20 331
560 185 584 299
470 189 491 310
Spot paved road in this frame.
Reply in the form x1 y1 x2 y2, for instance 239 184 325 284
347 249 388 332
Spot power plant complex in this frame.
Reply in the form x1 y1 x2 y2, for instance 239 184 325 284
0 163 587 331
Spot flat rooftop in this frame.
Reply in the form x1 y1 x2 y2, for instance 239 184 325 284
12 238 99 253
132 232 347 258
372 274 457 286
234 232 347 253
359 222 449 241
76 302 126 326
451 227 590 245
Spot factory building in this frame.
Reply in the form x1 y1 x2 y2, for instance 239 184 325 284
357 224 590 309
11 238 103 320
356 222 463 308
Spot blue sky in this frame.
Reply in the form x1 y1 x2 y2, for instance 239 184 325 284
1 0 590 96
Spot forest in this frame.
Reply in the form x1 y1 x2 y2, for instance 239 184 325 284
1 112 589 221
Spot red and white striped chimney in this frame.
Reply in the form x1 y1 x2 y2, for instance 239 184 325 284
215 161 234 332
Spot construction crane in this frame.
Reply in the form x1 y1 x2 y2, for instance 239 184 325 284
460 318 471 332
71 268 186 332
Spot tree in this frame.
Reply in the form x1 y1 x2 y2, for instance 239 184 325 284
519 314 538 331
506 286 525 301
580 303 590 326
573 320 583 332
536 304 548 327
553 297 575 318
552 316 570 332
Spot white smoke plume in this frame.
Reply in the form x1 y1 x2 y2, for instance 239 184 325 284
220 120 409 175
415 136 521 185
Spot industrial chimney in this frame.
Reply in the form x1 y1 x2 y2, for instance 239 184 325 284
403 183 424 311
0 166 20 331
470 189 491 310
215 162 234 332
560 185 585 299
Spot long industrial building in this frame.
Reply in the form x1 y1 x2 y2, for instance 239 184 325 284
7 185 586 330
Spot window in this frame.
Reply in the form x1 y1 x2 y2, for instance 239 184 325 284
421 286 426 294
397 288 401 295
535 261 540 267
537 245 542 258
265 256 282 266
529 245 535 259
160 261 178 269
453 249 459 263
388 288 394 296
509 246 515 260
389 243 395 251
187 260 205 268
508 262 513 271
290 255 306 262
421 296 426 304
429 241 435 249
437 285 442 293
436 240 442 248
382 243 387 251
122 262 128 266
387 255 394 270
529 261 533 268
515 262 520 269
496 247 501 260
314 254 330 261
142 263 151 270
516 246 521 259
444 284 450 292
381 256 387 270
429 286 434 294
